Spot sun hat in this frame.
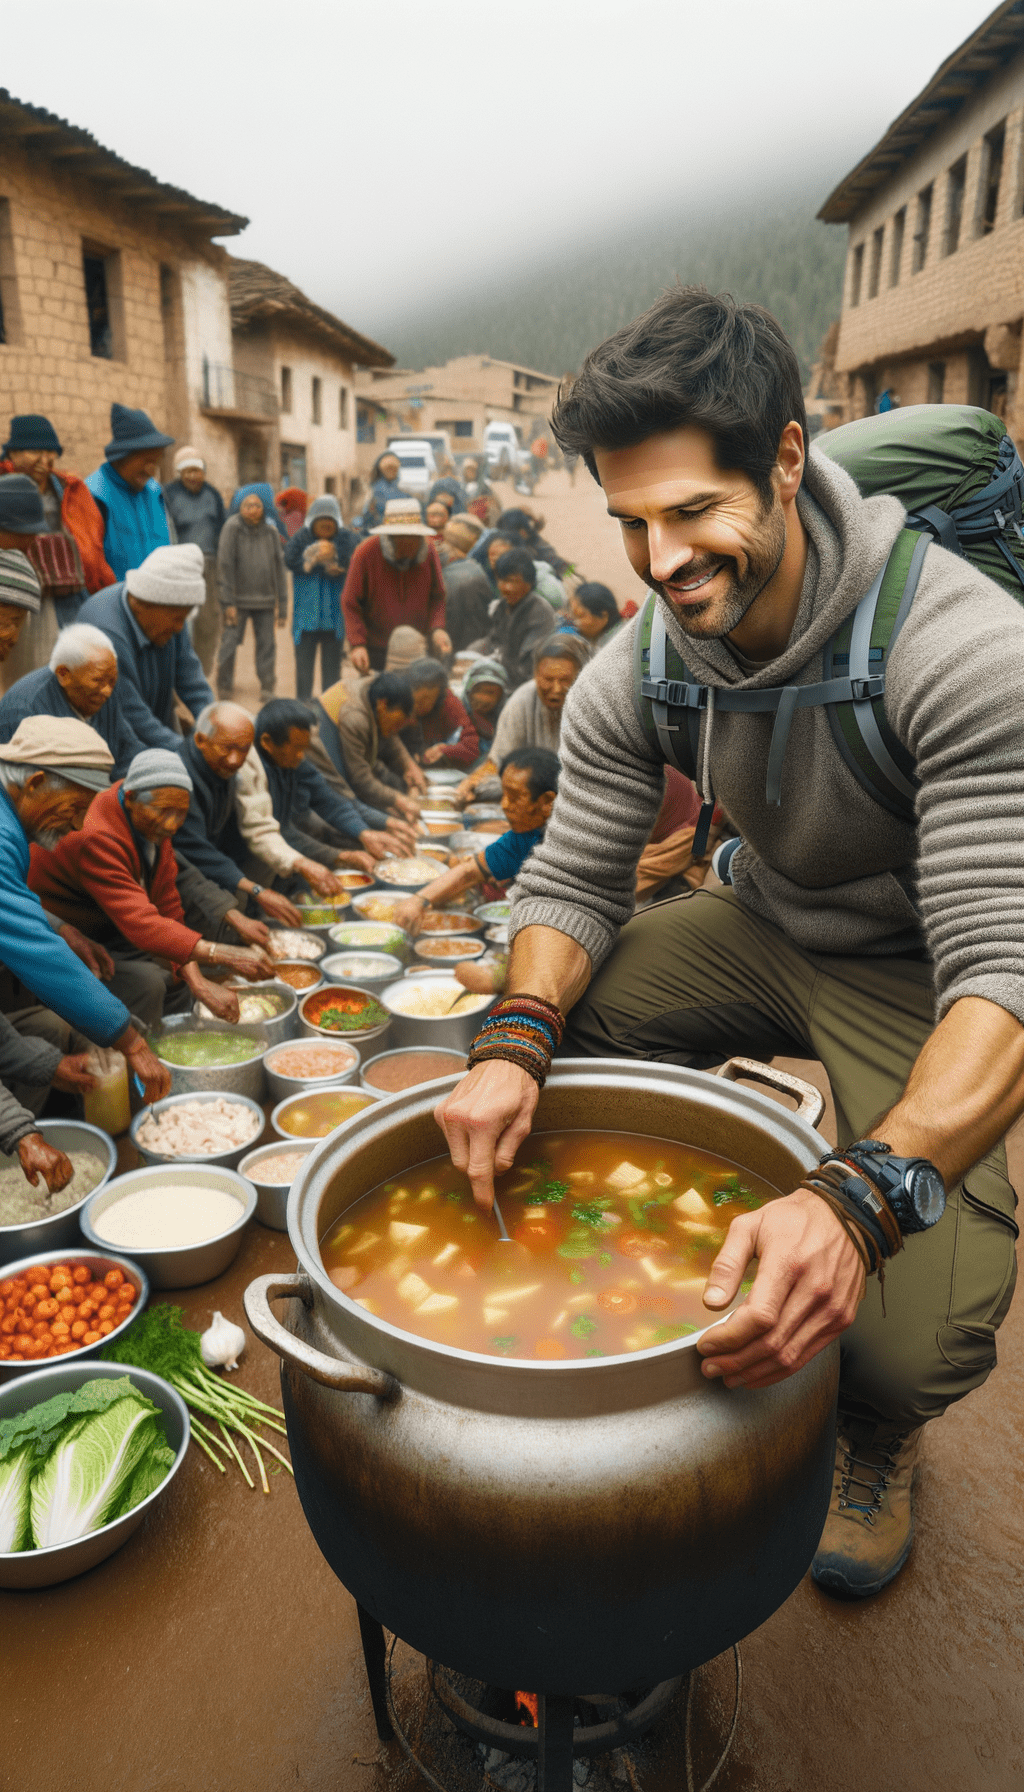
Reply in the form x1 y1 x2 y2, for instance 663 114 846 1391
0 716 114 792
122 747 193 797
173 445 205 474
0 549 41 613
0 474 46 535
3 414 63 456
125 543 206 608
371 498 434 538
104 403 173 462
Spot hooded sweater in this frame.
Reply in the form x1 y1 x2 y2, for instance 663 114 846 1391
512 449 1024 1027
217 512 288 615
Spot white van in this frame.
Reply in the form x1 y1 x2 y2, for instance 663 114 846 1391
386 439 438 497
483 421 523 479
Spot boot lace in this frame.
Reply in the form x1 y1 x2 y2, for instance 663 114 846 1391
837 1433 906 1526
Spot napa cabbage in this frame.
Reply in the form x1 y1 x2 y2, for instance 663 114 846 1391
0 1443 33 1553
29 1392 163 1549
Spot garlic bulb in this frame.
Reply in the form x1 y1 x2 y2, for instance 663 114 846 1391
200 1311 247 1371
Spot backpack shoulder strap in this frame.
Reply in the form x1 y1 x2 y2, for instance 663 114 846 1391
633 591 702 778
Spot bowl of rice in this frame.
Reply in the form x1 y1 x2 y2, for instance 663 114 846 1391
237 1140 316 1229
349 890 409 924
266 929 327 964
373 855 444 891
380 972 494 1051
0 1121 118 1270
320 951 405 992
130 1092 265 1171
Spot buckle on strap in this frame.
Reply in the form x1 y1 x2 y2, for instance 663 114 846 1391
850 675 885 702
640 675 705 709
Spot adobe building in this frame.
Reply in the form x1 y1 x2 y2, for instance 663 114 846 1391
818 1 1024 446
355 353 560 472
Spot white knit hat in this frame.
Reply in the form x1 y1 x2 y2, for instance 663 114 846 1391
173 445 205 474
125 543 206 608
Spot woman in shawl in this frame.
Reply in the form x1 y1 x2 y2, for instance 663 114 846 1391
276 486 308 538
284 495 357 703
358 452 406 533
461 657 510 764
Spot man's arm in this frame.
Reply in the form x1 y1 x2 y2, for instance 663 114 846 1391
107 662 182 752
298 759 374 845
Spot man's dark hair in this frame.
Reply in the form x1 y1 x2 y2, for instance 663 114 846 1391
494 508 543 546
256 698 313 746
500 744 560 801
494 547 535 585
368 671 414 716
573 581 620 627
405 657 448 696
551 286 807 503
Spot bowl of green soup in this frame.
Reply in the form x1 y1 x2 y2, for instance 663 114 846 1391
148 1017 269 1101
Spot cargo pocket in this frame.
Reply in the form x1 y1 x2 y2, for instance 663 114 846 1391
939 1162 1019 1373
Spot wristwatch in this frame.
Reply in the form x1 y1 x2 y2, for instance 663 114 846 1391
837 1140 946 1236
249 884 263 898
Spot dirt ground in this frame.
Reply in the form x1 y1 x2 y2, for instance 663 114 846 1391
4 474 1023 1790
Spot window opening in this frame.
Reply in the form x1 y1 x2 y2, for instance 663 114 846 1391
912 185 933 272
889 209 905 286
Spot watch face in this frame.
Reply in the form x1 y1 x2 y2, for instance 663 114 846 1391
907 1163 945 1226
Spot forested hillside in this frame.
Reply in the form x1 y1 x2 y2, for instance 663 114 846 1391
381 195 846 379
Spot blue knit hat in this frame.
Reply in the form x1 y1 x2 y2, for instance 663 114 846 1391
104 403 173 461
0 474 46 535
3 414 63 456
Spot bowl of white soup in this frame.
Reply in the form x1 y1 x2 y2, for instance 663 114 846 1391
80 1166 257 1289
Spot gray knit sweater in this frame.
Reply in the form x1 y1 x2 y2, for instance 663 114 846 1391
512 449 1024 1025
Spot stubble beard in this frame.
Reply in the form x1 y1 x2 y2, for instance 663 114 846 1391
651 503 787 642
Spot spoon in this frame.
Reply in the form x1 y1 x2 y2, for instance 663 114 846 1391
492 1194 513 1243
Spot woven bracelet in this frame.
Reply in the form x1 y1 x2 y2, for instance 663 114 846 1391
465 1040 551 1087
488 994 566 1045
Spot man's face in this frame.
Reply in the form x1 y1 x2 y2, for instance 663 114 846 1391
8 448 52 489
468 680 503 718
379 456 400 483
497 573 531 608
596 425 797 642
127 596 192 647
425 502 449 533
462 460 478 481
114 451 163 491
312 518 337 541
487 536 512 571
568 593 607 640
260 725 310 770
388 533 420 564
124 785 190 842
17 772 94 847
179 466 205 495
54 649 118 719
0 604 27 662
375 700 410 738
196 715 254 779
239 494 264 525
534 654 577 713
501 764 554 833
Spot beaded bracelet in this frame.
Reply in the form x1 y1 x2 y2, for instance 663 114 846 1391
465 994 565 1088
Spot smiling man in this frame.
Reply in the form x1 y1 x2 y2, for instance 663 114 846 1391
436 286 1024 1602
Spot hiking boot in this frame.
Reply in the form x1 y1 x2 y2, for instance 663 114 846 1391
811 1414 924 1599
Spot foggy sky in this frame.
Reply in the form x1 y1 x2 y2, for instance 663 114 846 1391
2 0 993 346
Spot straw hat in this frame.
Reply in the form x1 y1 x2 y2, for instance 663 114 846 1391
371 499 433 538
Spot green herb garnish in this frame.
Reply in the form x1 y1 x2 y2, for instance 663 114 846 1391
557 1228 600 1260
571 1315 598 1340
571 1202 607 1228
599 1253 612 1268
532 1179 568 1205
492 1335 517 1352
652 1323 698 1343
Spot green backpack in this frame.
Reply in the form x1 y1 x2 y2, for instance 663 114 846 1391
634 404 1024 851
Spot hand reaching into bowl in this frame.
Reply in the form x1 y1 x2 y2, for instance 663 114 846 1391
392 894 427 935
17 1131 75 1195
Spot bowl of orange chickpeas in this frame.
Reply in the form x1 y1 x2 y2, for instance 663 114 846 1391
0 1250 148 1382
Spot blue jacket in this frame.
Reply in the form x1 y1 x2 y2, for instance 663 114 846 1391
257 745 370 846
171 735 244 894
86 463 171 582
77 583 214 751
0 789 130 1046
0 666 144 777
284 524 358 644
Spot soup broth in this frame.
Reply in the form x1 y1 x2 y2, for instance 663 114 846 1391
320 1129 780 1360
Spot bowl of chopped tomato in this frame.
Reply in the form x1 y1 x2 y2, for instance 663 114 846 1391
0 1249 148 1382
298 985 392 1050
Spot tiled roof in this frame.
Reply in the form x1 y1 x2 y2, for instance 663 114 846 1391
818 0 1024 223
0 88 247 237
228 258 394 368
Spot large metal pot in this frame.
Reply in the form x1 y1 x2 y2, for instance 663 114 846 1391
245 1058 838 1695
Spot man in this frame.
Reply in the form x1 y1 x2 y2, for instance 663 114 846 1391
456 634 587 803
0 623 142 775
86 403 174 581
437 286 1024 1602
0 716 169 1106
0 547 42 676
162 447 226 676
480 548 558 687
331 672 426 817
77 544 214 749
248 698 399 878
440 514 493 653
342 498 451 673
216 487 288 704
28 747 273 1030
401 659 479 769
305 678 420 853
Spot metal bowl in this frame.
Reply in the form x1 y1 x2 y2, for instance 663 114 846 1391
271 961 326 998
423 767 464 787
266 928 327 965
413 937 486 965
263 1038 361 1105
476 901 512 925
192 981 298 1046
360 1045 467 1096
320 951 405 992
149 1014 268 1101
463 804 505 821
333 871 377 894
349 889 410 923
0 1360 190 1588
448 830 494 855
380 971 494 1052
270 1086 384 1143
298 985 392 1051
81 1165 256 1290
238 1140 316 1231
416 910 483 939
328 918 411 962
373 856 446 893
0 1120 118 1270
287 902 352 941
486 924 509 945
0 1246 149 1384
129 1091 266 1171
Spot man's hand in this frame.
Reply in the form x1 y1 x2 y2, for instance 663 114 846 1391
393 894 426 935
385 817 418 852
454 775 476 807
52 1053 98 1094
435 1059 539 1210
17 1133 74 1195
194 979 240 1024
336 849 377 876
226 907 270 949
218 944 276 981
422 744 450 766
297 858 344 899
349 646 371 675
405 763 429 796
358 830 391 861
696 1188 866 1390
224 606 238 627
393 793 421 824
59 924 115 982
256 888 302 926
431 628 452 658
120 1028 172 1103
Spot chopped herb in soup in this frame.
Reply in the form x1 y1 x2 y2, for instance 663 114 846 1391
320 1130 779 1359
153 1033 261 1068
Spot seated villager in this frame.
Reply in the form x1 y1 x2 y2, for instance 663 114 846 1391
77 544 214 749
342 499 451 674
0 717 170 1107
461 658 509 766
478 549 558 688
473 517 569 610
245 698 399 877
86 404 174 582
28 749 274 1029
400 659 479 770
0 623 142 775
329 673 427 820
439 515 492 652
306 680 420 852
284 495 357 705
557 581 623 650
456 633 587 804
0 548 42 676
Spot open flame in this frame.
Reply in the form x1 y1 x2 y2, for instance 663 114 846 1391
515 1691 539 1727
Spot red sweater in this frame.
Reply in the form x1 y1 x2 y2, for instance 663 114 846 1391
28 782 201 966
420 689 480 768
341 537 446 660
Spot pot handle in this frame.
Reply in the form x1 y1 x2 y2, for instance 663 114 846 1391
244 1273 399 1400
715 1057 826 1129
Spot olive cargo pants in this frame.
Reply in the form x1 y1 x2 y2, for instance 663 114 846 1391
563 888 1019 1429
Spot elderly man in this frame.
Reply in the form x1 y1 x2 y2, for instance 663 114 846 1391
0 716 169 1111
0 547 42 677
28 747 273 1030
440 514 492 652
456 633 588 803
0 622 142 774
245 699 399 878
78 543 214 749
342 498 451 674
328 673 426 818
479 547 558 688
162 447 226 677
86 404 174 581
